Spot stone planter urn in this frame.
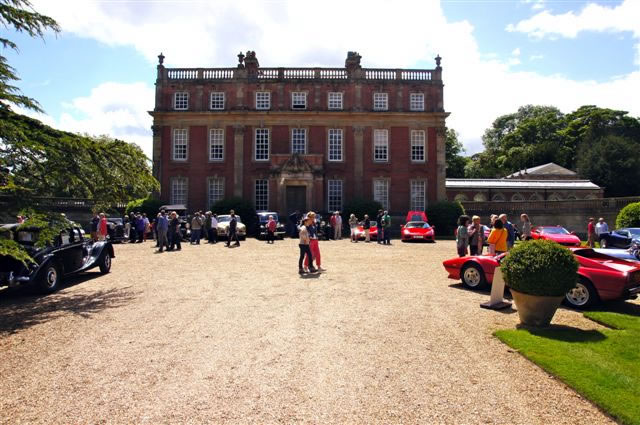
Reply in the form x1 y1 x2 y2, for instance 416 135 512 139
510 289 565 327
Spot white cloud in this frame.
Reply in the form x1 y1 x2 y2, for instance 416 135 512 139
522 0 546 11
29 0 640 155
511 47 521 56
529 54 544 61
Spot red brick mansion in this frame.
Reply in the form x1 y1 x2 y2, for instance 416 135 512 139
150 51 449 214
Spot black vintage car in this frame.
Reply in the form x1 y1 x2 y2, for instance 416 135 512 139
107 217 126 242
599 228 640 249
255 212 286 239
0 223 114 294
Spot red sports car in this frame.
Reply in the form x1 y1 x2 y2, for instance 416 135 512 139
406 211 428 223
530 225 581 247
442 248 640 309
354 223 378 241
401 221 435 242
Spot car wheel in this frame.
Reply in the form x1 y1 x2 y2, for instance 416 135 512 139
37 263 62 294
461 263 487 290
599 238 608 248
564 278 599 309
99 252 111 274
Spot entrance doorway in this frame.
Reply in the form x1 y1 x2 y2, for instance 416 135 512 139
286 185 307 214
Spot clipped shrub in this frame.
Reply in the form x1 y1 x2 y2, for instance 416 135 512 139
426 200 465 236
502 239 579 297
342 198 383 223
211 197 257 233
125 197 165 218
616 202 640 228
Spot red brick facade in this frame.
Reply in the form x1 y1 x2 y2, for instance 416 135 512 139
150 52 448 214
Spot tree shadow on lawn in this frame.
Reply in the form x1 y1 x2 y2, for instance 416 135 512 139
0 275 138 335
515 324 607 343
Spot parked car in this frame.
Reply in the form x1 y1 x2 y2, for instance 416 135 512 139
400 221 435 242
255 212 285 239
598 227 640 249
0 223 114 294
216 215 247 240
594 241 640 263
406 211 428 223
354 222 378 241
442 248 640 309
530 225 581 247
106 217 125 242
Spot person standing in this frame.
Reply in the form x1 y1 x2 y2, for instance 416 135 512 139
226 210 240 247
168 211 182 251
382 210 391 245
456 215 470 257
90 213 100 242
191 212 203 244
266 215 277 244
128 212 137 243
467 215 484 256
98 213 108 241
521 214 532 241
363 214 371 243
142 213 150 242
595 217 609 238
156 211 169 252
123 214 130 240
289 210 299 238
210 214 218 244
298 214 317 275
376 210 384 244
349 214 358 243
487 219 508 255
334 212 343 240
136 214 145 243
500 214 515 249
304 212 324 271
203 211 212 243
587 217 596 248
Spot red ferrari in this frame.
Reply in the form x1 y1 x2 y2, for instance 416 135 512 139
530 226 581 247
354 223 378 241
401 221 435 242
442 248 640 309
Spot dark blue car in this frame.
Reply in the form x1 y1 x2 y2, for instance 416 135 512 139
599 227 640 249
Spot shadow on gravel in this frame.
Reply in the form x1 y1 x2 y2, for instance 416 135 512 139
0 281 138 335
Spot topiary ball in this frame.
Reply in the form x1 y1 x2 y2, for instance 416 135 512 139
616 202 640 228
502 239 579 297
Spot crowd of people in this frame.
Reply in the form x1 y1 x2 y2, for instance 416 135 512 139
455 213 527 257
347 209 391 245
586 217 609 248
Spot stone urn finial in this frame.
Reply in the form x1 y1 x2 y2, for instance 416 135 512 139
158 52 165 65
237 51 245 68
435 54 442 68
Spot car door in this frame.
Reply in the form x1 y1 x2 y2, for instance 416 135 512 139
56 228 85 274
613 230 631 248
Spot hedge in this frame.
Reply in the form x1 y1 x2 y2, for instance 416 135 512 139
426 201 465 236
616 202 640 228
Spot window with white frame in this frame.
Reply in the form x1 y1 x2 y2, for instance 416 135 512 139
208 177 224 207
174 92 188 110
373 129 389 162
328 92 343 110
411 130 426 162
171 177 188 205
209 129 224 161
328 129 343 162
373 179 389 210
255 128 270 161
373 92 388 111
291 128 307 154
410 93 425 111
256 91 271 110
328 180 343 212
255 179 269 211
172 129 188 161
411 180 426 211
210 92 225 110
291 92 307 109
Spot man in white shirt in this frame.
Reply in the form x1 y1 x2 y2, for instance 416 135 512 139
334 211 343 240
595 217 609 236
210 213 219 244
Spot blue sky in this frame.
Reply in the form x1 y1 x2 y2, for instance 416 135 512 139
5 0 640 156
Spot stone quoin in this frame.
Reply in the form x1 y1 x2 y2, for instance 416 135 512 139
149 51 449 214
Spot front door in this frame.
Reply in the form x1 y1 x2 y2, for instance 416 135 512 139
286 186 307 214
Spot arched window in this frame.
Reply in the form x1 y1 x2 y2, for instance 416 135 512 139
511 193 524 201
529 193 543 201
454 194 468 202
567 195 578 200
492 193 506 202
548 193 562 201
473 193 487 202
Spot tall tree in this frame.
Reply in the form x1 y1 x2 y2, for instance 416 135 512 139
0 0 59 111
444 128 469 178
0 108 159 208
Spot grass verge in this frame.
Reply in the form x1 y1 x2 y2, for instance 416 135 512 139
494 311 640 425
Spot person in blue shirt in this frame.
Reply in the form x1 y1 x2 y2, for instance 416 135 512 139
155 211 169 252
500 213 515 249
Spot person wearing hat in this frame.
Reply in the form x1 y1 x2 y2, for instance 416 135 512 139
298 213 318 275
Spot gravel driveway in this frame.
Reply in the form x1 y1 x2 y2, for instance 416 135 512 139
0 238 626 424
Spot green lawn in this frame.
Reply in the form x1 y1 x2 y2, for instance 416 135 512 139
495 311 640 425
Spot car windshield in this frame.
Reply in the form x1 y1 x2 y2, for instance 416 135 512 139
406 222 429 228
218 215 242 223
540 227 570 235
259 214 278 223
627 228 640 236
17 230 38 244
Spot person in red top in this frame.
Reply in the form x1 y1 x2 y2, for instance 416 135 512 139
98 213 108 241
587 217 596 248
266 215 277 244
